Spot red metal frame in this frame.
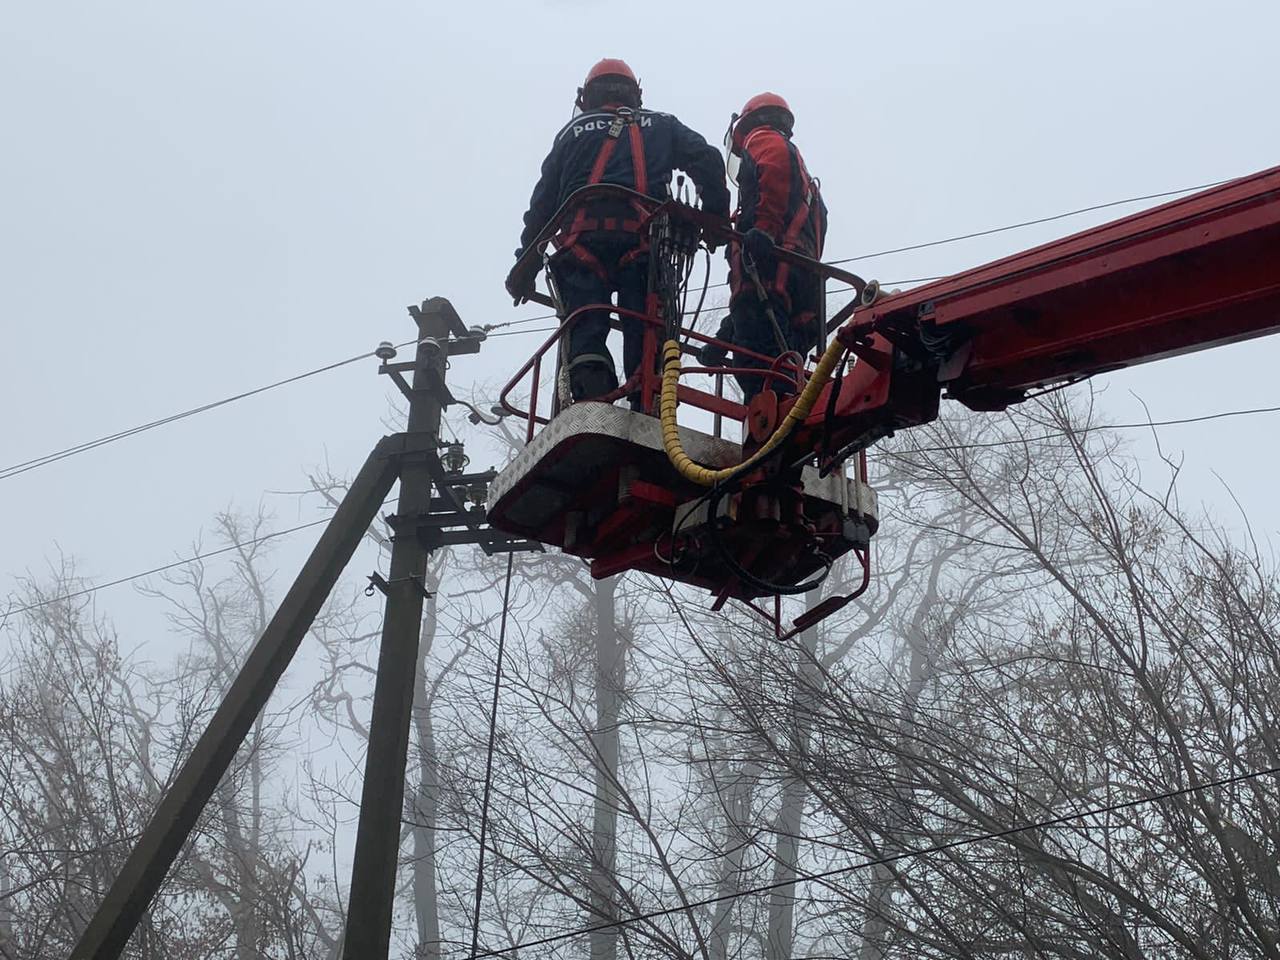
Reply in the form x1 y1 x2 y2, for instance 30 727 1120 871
503 182 866 450
498 304 809 444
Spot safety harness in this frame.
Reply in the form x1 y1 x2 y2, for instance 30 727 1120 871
733 128 824 318
554 108 651 280
771 160 822 296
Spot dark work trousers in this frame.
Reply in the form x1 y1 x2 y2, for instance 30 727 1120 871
728 290 818 401
725 251 823 402
552 235 650 403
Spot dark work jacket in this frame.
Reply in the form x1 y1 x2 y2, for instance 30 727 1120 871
516 107 730 260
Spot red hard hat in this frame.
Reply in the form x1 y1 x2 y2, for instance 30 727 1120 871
740 91 792 119
728 92 795 153
584 58 638 88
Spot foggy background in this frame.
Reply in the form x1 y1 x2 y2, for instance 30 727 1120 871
4 1 1280 955
4 1 1278 633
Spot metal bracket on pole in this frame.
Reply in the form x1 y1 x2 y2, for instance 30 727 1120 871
380 365 413 401
365 571 433 600
383 430 445 461
408 298 470 340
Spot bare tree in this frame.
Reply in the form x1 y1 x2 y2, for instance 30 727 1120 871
678 398 1280 958
1 515 344 959
12 389 1280 960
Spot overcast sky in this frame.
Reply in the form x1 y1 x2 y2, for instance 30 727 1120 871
4 0 1280 646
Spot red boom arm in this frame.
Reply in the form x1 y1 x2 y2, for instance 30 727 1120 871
806 164 1280 460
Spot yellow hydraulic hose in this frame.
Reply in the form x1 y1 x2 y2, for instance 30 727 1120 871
659 337 846 487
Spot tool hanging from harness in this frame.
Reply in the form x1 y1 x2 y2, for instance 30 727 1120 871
553 108 652 280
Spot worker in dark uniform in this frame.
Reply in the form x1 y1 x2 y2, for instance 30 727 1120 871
702 92 828 401
507 59 730 405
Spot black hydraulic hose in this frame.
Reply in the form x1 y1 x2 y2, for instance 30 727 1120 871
704 484 833 597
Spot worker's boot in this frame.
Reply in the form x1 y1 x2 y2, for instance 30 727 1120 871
568 356 619 402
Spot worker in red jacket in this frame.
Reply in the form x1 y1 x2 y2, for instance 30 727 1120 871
508 59 730 405
703 93 828 401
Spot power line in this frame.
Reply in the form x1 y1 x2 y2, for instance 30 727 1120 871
484 326 559 339
3 517 331 618
485 276 946 340
827 178 1230 267
473 763 1280 957
491 176 1229 330
467 552 515 960
0 333 427 484
890 404 1280 455
2 175 1234 482
2 351 369 482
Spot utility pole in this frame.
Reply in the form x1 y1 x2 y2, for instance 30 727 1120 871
341 303 449 955
342 298 539 956
71 296 538 960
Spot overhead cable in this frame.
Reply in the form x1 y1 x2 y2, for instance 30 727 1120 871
486 276 945 341
891 404 1280 455
0 334 429 483
491 176 1232 331
2 176 1233 481
466 552 516 960
825 178 1230 266
4 517 330 618
3 352 368 481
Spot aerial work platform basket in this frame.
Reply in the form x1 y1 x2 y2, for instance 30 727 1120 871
487 186 878 614
487 396 877 600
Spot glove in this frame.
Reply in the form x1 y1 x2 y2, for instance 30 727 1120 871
697 340 728 367
697 316 735 367
704 220 726 255
743 227 775 266
505 258 536 304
